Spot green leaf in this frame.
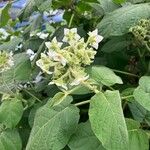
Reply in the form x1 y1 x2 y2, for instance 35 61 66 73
0 98 23 128
134 76 150 111
70 85 92 95
0 53 32 94
0 3 11 27
89 91 128 150
129 100 150 126
97 3 150 37
26 96 79 150
35 0 52 11
49 92 73 107
126 119 149 150
0 128 22 150
68 121 105 150
0 38 22 52
113 0 126 4
87 66 123 86
101 36 131 53
98 0 119 13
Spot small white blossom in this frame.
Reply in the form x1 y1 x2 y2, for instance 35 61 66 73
0 51 14 73
45 37 63 50
26 49 36 61
70 75 89 86
36 53 53 75
0 28 10 40
36 32 49 39
88 29 103 49
49 81 68 90
63 28 80 45
47 50 67 66
33 72 43 83
15 43 23 51
7 51 14 67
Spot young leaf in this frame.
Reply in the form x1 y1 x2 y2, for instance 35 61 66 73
68 121 105 150
101 36 131 53
113 0 126 4
89 90 128 150
129 100 150 126
0 98 24 128
0 53 32 94
134 76 150 111
0 128 22 150
97 3 150 37
126 119 149 150
26 96 79 150
87 66 123 86
0 3 11 27
98 0 119 13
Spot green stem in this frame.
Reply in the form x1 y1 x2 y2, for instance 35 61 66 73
112 69 139 78
68 14 74 28
74 95 134 107
23 89 42 103
121 95 134 100
32 41 45 68
145 43 150 53
75 100 90 106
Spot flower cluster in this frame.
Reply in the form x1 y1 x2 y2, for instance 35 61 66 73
0 28 10 41
36 28 103 90
0 51 14 73
130 19 150 49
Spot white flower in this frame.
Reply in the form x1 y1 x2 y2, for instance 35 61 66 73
70 75 89 86
30 32 35 37
49 81 68 90
0 51 14 73
33 72 43 83
7 51 14 67
45 37 63 50
26 49 36 61
88 29 103 49
63 28 80 45
36 53 53 75
0 28 10 40
47 50 67 66
15 43 23 51
36 32 49 39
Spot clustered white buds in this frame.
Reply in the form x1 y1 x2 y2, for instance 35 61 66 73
36 28 103 90
0 28 10 41
0 51 14 73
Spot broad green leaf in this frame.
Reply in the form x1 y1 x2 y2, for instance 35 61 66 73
98 0 119 13
19 0 37 20
0 3 11 27
134 76 150 111
113 0 126 4
97 3 150 37
35 0 52 11
129 100 150 126
126 119 149 150
0 38 22 52
101 36 131 53
0 98 23 128
70 85 92 95
88 3 104 17
28 103 44 127
26 96 79 150
0 53 32 94
49 92 73 107
89 90 128 150
87 66 123 86
0 128 22 150
68 121 105 150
